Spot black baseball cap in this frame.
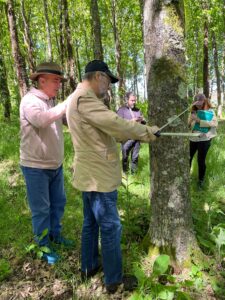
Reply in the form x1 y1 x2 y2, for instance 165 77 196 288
85 60 119 84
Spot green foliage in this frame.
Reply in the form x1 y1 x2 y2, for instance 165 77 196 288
131 255 195 300
0 259 12 282
152 255 170 277
211 224 225 260
25 228 51 259
0 112 225 297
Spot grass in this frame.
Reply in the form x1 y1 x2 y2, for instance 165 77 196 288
0 112 225 299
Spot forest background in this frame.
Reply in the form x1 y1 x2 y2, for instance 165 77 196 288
0 0 225 299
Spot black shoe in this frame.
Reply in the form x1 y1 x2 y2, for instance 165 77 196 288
81 265 102 281
198 180 204 189
106 274 138 294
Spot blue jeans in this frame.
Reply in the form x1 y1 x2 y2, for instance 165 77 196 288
21 165 66 246
81 191 122 285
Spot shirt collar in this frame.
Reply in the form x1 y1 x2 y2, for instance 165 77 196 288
29 87 50 100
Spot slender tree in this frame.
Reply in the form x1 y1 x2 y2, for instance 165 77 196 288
111 0 125 103
6 0 28 98
20 0 35 72
63 0 77 91
43 0 53 60
0 47 11 119
144 0 195 263
90 0 104 60
203 20 209 98
212 31 222 117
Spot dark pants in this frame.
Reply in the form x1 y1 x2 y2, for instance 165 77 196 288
122 140 140 173
190 140 211 182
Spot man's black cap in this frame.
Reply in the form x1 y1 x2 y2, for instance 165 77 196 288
85 60 119 84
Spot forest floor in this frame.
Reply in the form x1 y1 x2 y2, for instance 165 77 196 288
0 114 225 300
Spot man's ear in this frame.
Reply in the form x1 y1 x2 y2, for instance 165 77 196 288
94 71 101 81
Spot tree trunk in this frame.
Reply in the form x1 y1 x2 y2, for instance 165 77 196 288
63 0 77 92
90 0 104 60
20 0 35 73
43 0 53 60
0 48 11 119
212 31 222 117
6 0 28 99
111 0 125 105
144 0 195 263
193 33 200 95
58 0 65 100
75 40 81 82
139 0 144 39
203 21 209 98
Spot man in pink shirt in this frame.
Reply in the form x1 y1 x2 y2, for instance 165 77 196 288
20 62 73 264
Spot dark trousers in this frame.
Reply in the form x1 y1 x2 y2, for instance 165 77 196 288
190 140 211 182
122 140 140 173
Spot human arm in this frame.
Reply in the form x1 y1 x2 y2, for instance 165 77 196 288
22 97 70 128
78 95 158 142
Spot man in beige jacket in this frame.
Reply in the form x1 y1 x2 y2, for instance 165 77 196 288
67 60 159 293
20 62 73 265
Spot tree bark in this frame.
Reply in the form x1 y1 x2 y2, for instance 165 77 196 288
203 21 209 98
212 31 222 117
63 0 77 92
139 0 144 39
90 0 104 60
0 48 11 119
58 0 65 100
6 0 28 99
43 0 53 60
20 0 35 73
144 0 195 263
111 0 125 105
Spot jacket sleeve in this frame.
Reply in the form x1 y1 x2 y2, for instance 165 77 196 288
78 95 158 142
22 99 68 128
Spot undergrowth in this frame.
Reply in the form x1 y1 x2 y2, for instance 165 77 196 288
0 113 224 299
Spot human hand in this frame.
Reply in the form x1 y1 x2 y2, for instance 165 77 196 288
191 113 200 123
151 126 161 137
133 117 143 122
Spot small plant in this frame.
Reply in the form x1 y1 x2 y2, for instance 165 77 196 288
0 259 12 281
25 228 51 259
210 223 225 261
131 255 193 300
189 265 204 291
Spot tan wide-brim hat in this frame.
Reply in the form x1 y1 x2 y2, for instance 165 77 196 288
30 62 67 82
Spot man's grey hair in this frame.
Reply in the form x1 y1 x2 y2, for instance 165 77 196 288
125 91 135 102
83 71 97 81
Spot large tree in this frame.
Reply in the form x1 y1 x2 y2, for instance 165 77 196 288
144 0 195 264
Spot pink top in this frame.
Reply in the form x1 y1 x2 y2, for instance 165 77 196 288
20 87 67 169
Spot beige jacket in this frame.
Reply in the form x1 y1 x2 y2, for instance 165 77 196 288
188 109 218 142
66 83 158 192
20 87 67 169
